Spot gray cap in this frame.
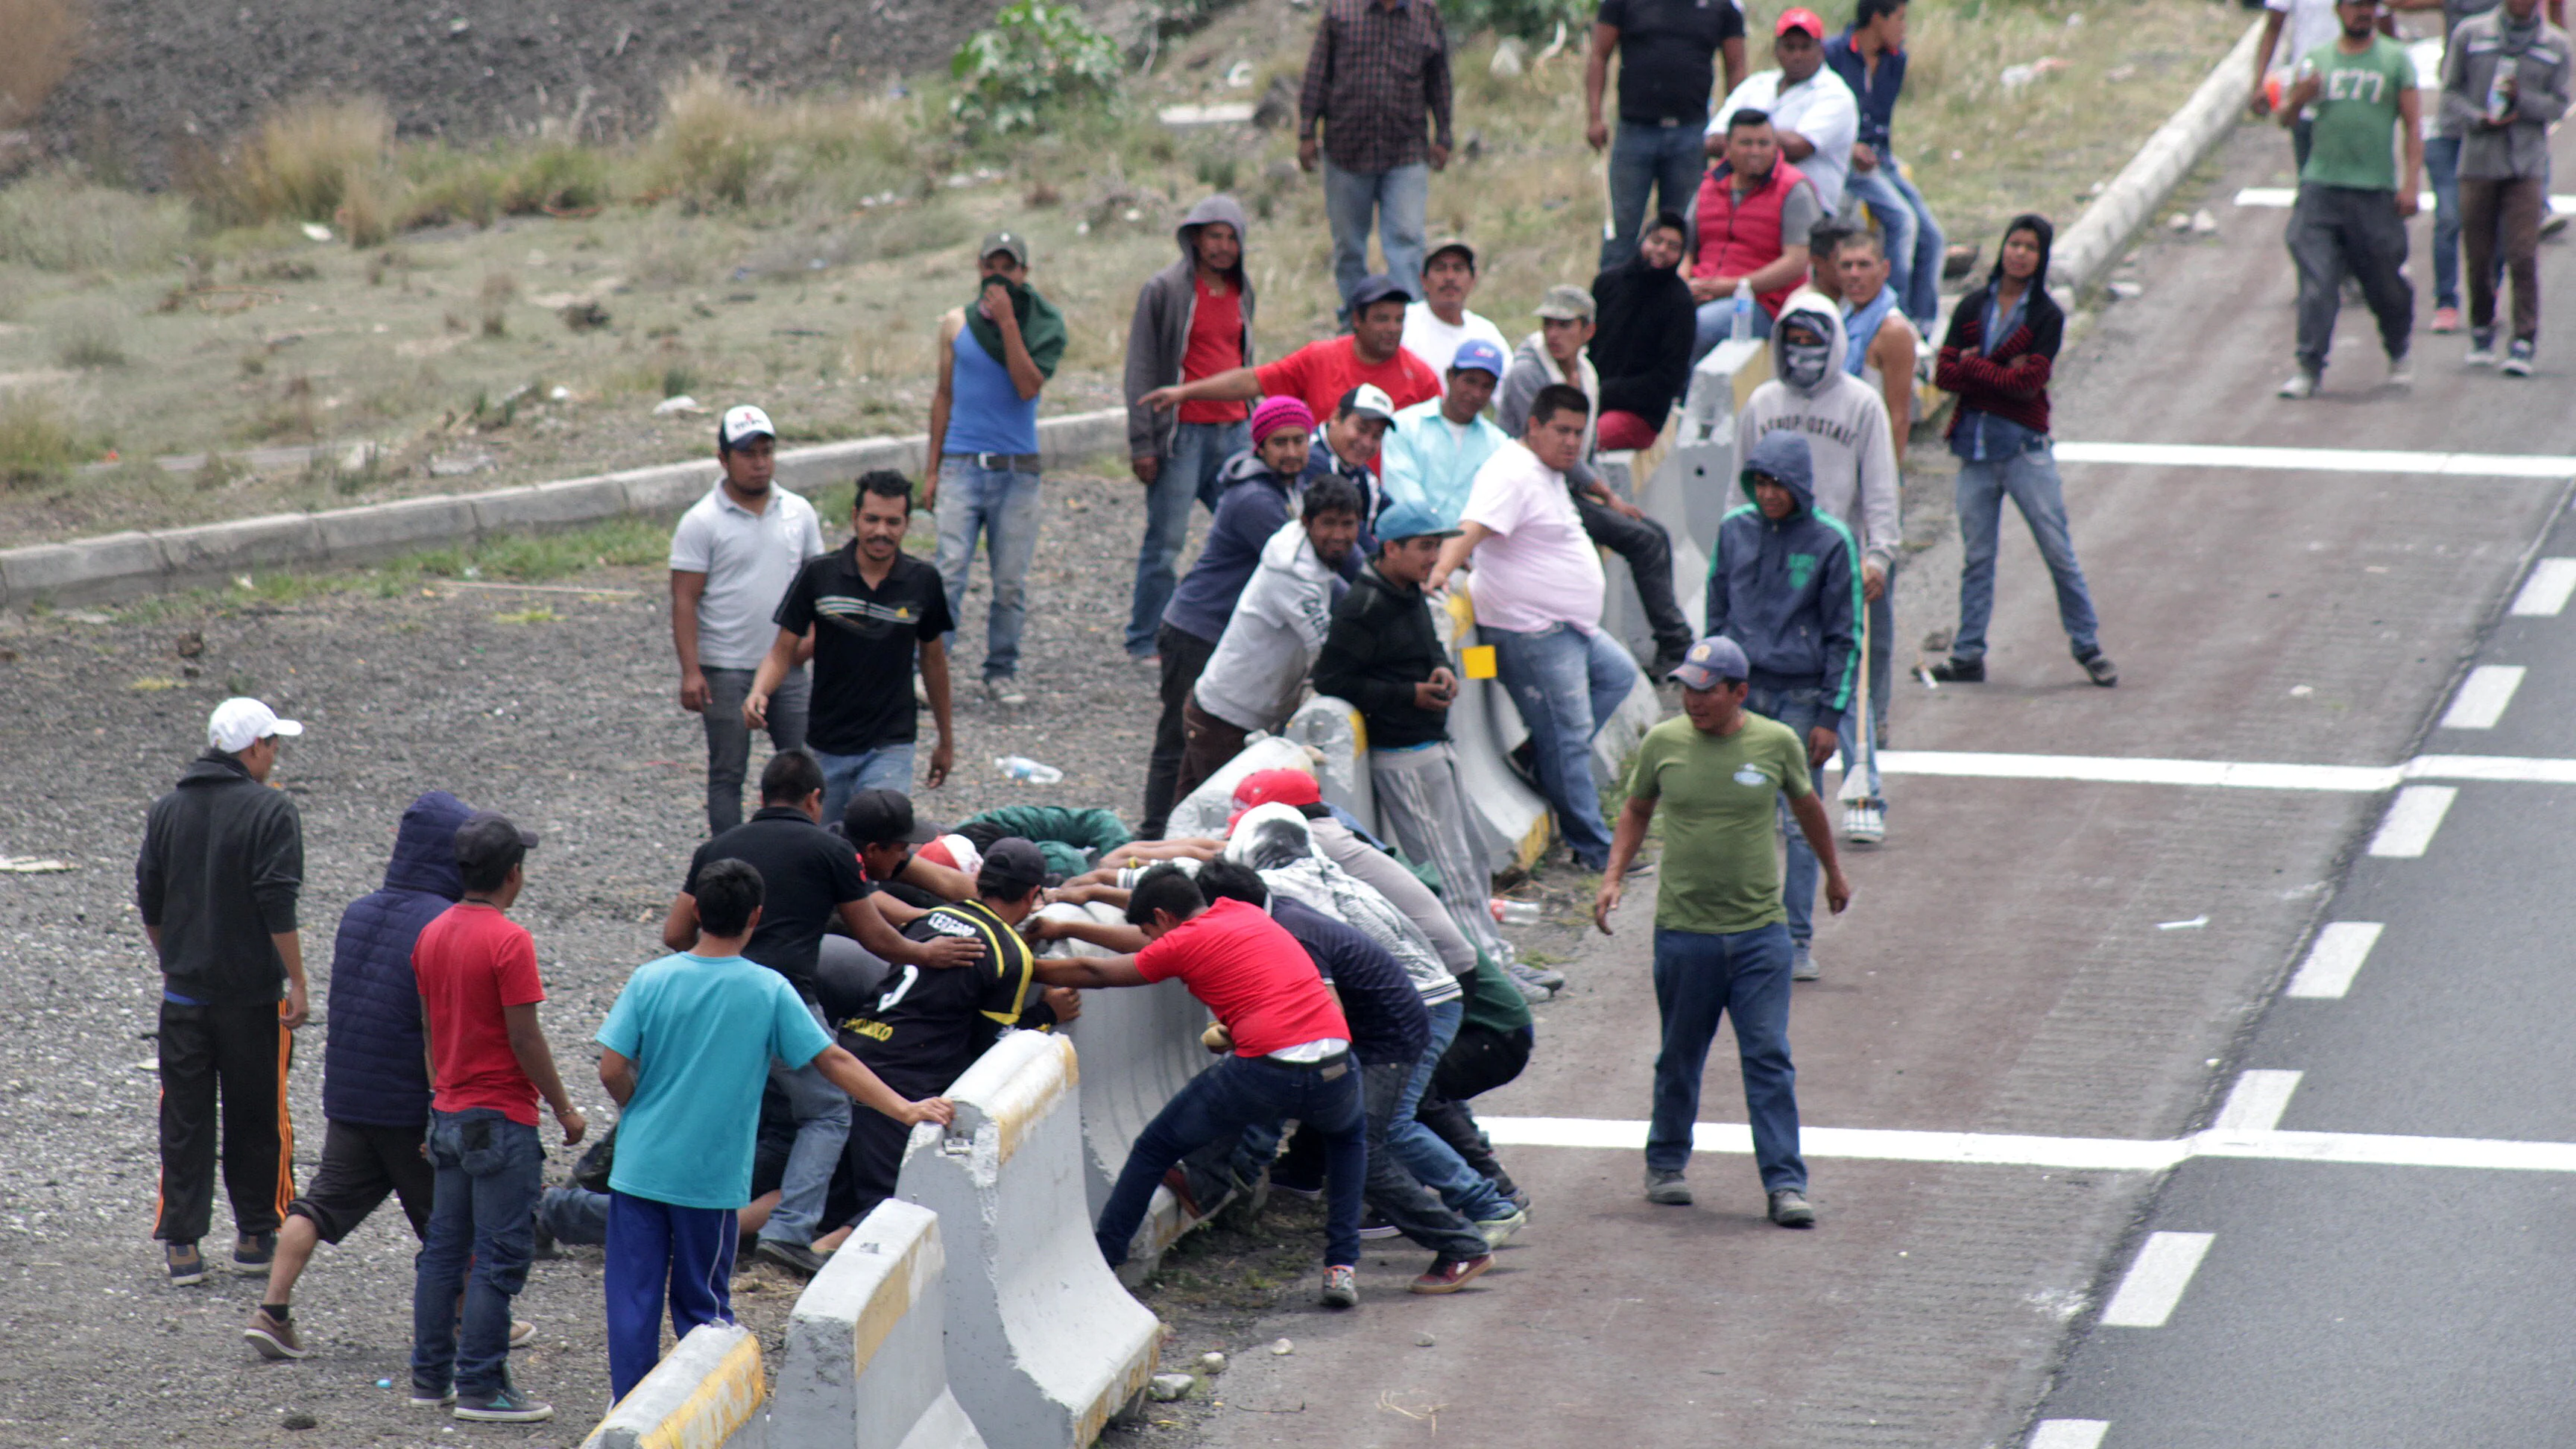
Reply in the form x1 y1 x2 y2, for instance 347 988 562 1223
1535 284 1596 322
979 230 1030 268
455 811 538 877
1667 636 1750 690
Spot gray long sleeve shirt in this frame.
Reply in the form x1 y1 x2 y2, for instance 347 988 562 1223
2440 8 2572 179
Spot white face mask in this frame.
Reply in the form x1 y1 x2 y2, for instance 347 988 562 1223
1781 337 1832 389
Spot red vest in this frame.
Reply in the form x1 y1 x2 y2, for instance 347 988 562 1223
1692 161 1811 319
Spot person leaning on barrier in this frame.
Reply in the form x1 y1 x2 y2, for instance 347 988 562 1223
1301 384 1396 523
2276 0 2423 400
1587 209 1699 451
1377 339 1511 527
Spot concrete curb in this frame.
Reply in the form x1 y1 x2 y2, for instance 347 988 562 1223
0 407 1128 612
2049 19 2268 298
578 1322 768 1449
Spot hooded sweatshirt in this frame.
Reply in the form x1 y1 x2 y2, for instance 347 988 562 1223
323 791 473 1128
1193 519 1353 733
1123 195 1258 461
1313 559 1452 749
1589 243 1698 432
1163 449 1361 645
1705 430 1860 729
1497 330 1603 488
136 750 305 1006
1936 212 2065 452
1735 299 1901 574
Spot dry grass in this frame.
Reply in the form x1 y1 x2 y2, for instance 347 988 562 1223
0 0 81 127
184 96 394 231
0 171 190 272
50 306 123 367
637 68 929 212
0 391 88 485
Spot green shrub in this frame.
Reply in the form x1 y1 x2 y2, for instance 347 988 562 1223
950 1 1123 138
0 173 191 271
499 144 611 214
0 392 88 486
1446 0 1591 41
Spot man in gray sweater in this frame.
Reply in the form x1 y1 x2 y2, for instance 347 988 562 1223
2440 0 2571 373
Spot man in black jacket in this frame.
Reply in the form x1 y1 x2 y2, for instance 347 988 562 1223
1588 212 1699 452
137 698 310 1288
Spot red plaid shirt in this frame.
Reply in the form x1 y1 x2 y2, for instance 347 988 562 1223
1298 0 1454 174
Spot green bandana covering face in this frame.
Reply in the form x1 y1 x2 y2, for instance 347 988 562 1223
967 275 1068 382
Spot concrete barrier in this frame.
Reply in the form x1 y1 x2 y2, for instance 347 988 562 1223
772 1199 986 1449
1435 586 1553 875
898 1030 1160 1449
1161 735 1313 841
1644 338 1772 640
578 1322 768 1449
1281 694 1375 832
1590 670 1665 795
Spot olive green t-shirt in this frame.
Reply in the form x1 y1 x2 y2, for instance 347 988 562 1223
1625 711 1813 935
2296 35 2414 192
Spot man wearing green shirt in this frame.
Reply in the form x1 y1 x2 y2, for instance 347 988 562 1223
2276 0 2423 398
1595 635 1850 1228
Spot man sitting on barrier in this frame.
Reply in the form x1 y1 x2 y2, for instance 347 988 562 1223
1377 339 1509 527
1032 866 1373 1308
1588 211 1699 451
1301 385 1395 523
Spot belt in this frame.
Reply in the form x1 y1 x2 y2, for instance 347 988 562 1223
1261 1050 1351 1080
947 451 1041 472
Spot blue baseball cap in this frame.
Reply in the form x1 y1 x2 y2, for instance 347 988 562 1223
1668 636 1750 689
1374 498 1462 543
1449 338 1506 378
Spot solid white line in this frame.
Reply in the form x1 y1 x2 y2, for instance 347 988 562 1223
2232 185 2576 216
2510 558 2576 616
2028 1421 2111 1449
2213 1070 2304 1132
2405 754 2576 784
2440 665 2525 730
2053 439 2576 479
2368 785 2457 856
2099 1232 2215 1328
2285 922 2384 1000
1875 750 2398 792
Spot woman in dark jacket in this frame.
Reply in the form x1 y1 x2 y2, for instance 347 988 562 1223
1928 213 2116 688
1588 210 1699 449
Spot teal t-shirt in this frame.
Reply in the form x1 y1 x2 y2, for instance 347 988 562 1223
596 951 835 1210
2296 36 2414 192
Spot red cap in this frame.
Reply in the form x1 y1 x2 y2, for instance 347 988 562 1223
1775 7 1825 37
1233 768 1322 811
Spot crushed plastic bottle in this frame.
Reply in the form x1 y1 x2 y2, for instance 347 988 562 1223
1730 280 1753 344
995 755 1063 785
1489 897 1542 926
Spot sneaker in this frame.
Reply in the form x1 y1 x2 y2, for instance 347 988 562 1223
243 1307 308 1360
1409 1254 1494 1295
2077 648 2120 687
2385 351 2413 387
1319 1264 1359 1309
1768 1188 1817 1228
1475 1208 1528 1248
1842 801 1885 845
1357 1212 1401 1241
2466 329 2501 366
2544 212 2571 241
231 1231 276 1275
980 677 1028 707
2276 368 2318 399
754 1238 828 1278
509 1319 535 1350
1644 1168 1693 1206
165 1242 207 1287
2503 339 2535 376
1791 943 1820 982
2430 305 2461 334
408 1381 456 1408
1505 970 1554 1006
1505 959 1564 997
454 1385 554 1424
1928 656 1984 684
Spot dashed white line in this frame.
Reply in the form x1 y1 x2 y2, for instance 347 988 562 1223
2098 1231 2216 1328
2213 1070 2304 1132
2028 1421 2111 1449
2286 922 2384 1000
2440 665 2525 730
2052 440 2576 479
2368 785 2457 857
2509 558 2576 616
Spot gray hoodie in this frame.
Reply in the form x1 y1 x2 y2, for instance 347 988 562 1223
1496 330 1602 489
2440 7 2572 180
1124 195 1257 461
1734 296 1901 575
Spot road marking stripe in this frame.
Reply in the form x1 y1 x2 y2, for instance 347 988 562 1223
2053 440 2576 479
2286 922 2384 1000
2369 785 2457 856
2029 1421 2111 1449
2213 1070 2304 1132
2099 1232 2215 1328
2440 665 2525 729
1873 750 2396 792
2510 558 2576 616
2232 185 2576 216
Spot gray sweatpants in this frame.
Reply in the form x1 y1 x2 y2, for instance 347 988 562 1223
699 665 808 835
1369 742 1513 967
2288 182 2414 375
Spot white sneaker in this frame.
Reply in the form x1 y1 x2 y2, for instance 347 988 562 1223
2502 340 2535 376
2277 369 2318 399
980 678 1027 707
2465 332 2501 366
1842 801 1885 844
2386 353 2413 387
1791 943 1820 981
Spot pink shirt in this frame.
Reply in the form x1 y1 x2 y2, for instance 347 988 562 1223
1459 441 1604 635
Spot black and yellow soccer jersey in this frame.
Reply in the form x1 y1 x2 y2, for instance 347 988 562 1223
836 899 1055 1083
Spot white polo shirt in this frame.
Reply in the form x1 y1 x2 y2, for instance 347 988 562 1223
669 483 827 670
1714 66 1861 212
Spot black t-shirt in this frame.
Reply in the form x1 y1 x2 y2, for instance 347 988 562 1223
836 900 1054 1085
772 543 955 756
1600 0 1744 124
684 806 868 1000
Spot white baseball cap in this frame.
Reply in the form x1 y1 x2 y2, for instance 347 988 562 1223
207 697 303 754
1339 384 1398 423
719 404 777 449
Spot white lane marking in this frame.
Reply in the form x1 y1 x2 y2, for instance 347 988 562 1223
2368 785 2457 856
2213 1070 2304 1132
2286 922 2384 999
1480 1118 2576 1174
2099 1232 2216 1328
1875 750 2397 792
2407 754 2576 784
2440 665 2525 730
2510 558 2576 616
2053 439 2576 479
2029 1421 2112 1449
2233 186 2576 216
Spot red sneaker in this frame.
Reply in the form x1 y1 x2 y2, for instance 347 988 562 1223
2430 306 2461 334
1409 1254 1494 1294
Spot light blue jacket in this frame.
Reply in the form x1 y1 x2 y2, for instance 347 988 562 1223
1377 397 1506 528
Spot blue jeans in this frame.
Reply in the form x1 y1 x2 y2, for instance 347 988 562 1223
1951 443 2100 664
935 456 1043 680
1322 160 1430 321
1834 588 1892 810
1743 682 1831 945
1386 997 1512 1222
1693 298 1775 362
1603 121 1708 270
1484 621 1639 871
537 1184 609 1246
812 743 915 830
605 1191 738 1404
1647 924 1805 1192
1840 160 1948 329
1127 419 1249 655
410 1108 543 1398
1095 1052 1367 1269
760 1002 851 1247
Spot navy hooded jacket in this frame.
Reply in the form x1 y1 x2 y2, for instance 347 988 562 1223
320 791 472 1128
1704 430 1861 731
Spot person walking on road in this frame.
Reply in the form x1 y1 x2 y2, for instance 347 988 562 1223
1298 0 1455 321
925 231 1066 707
1595 635 1849 1227
1586 0 1749 269
1928 215 2118 689
2440 0 2570 374
1124 196 1258 660
669 404 825 835
406 812 585 1424
2278 0 2425 399
599 858 953 1403
745 470 955 824
1146 274 1442 434
139 697 310 1289
1401 239 1511 372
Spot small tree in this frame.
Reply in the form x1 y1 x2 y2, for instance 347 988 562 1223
950 1 1123 138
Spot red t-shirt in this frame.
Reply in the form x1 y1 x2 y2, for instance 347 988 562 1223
1177 279 1249 426
414 902 547 1125
1134 898 1350 1058
1253 337 1440 429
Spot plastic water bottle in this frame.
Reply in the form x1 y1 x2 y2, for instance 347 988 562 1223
1730 280 1753 344
995 755 1062 785
1489 897 1542 926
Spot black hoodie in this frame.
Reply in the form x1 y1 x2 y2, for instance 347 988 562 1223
1313 561 1451 749
136 751 304 1005
1936 212 2065 440
1588 215 1699 432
